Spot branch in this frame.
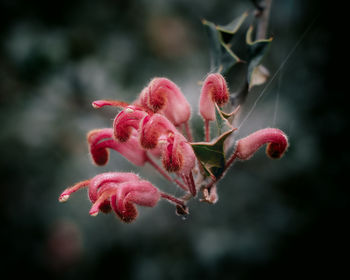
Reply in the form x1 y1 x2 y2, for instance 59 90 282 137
254 0 272 40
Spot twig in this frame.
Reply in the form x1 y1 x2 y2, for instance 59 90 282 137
254 0 272 40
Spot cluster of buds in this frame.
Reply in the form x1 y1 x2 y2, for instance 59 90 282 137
59 73 289 223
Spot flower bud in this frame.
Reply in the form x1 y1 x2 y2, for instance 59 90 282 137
235 128 289 160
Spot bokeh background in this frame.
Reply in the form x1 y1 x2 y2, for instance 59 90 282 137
0 0 347 279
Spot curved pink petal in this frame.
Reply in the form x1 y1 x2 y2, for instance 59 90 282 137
199 73 229 121
88 172 140 203
89 183 119 216
139 114 177 149
136 77 191 126
88 128 148 166
235 128 289 160
110 180 160 223
113 106 148 142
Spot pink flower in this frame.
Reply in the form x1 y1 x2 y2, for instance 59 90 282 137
59 172 138 205
60 73 290 224
90 180 160 223
113 105 148 142
160 133 195 175
199 73 229 121
235 128 289 160
59 172 160 223
139 113 178 149
139 114 195 173
138 113 197 195
87 128 148 166
135 77 191 126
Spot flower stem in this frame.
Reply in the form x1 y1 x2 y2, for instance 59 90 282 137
160 192 186 208
205 119 210 142
184 121 193 142
205 150 238 190
146 153 188 191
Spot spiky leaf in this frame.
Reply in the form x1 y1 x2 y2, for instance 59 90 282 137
246 25 273 89
191 129 234 178
192 104 236 178
202 13 247 74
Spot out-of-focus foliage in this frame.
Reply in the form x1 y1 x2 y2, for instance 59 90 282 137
0 0 347 279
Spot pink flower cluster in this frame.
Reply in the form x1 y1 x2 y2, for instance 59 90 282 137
59 73 289 223
59 172 160 223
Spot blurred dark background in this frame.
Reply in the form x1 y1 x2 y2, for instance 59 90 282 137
0 0 347 279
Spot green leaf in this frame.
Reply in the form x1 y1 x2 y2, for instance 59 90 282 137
191 104 236 178
202 13 247 73
220 105 240 120
216 12 248 34
246 25 273 89
191 129 234 178
214 103 233 135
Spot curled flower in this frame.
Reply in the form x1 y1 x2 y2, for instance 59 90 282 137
136 77 191 126
87 128 147 166
139 113 177 149
113 106 148 142
160 133 195 175
235 128 289 160
199 73 229 121
139 113 197 195
59 172 161 223
111 180 160 223
90 180 160 223
59 172 139 213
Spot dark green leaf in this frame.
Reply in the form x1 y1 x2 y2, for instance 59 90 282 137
216 12 248 34
191 104 236 178
220 105 240 120
246 25 273 89
202 17 243 73
191 129 234 178
215 103 233 135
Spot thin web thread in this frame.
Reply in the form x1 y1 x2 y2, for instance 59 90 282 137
272 71 282 126
237 15 319 131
